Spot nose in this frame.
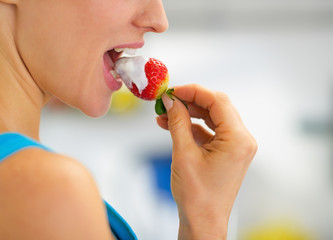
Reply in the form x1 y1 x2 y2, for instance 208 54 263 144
133 0 169 33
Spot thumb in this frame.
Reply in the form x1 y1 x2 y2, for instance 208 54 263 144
162 94 196 149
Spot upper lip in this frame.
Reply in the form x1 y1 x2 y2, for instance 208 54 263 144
112 41 145 50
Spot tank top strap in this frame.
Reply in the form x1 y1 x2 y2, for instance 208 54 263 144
0 132 51 162
104 200 138 240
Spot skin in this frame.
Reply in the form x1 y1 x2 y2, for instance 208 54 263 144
0 0 257 239
158 86 257 239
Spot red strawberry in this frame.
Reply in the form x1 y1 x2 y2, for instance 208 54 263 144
115 56 186 115
129 58 169 100
115 57 169 101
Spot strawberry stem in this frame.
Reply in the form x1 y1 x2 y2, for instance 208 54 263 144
154 88 188 115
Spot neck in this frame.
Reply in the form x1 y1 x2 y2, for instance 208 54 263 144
0 4 47 140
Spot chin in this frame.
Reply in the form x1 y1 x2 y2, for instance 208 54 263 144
78 99 111 118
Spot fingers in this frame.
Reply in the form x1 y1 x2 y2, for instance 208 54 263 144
172 84 217 109
156 116 214 146
159 103 216 131
187 103 216 131
191 124 214 146
156 114 168 130
161 94 196 151
173 84 245 134
158 84 251 153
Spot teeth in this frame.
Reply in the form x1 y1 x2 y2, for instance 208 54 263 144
123 48 137 55
114 48 124 53
110 70 119 79
114 48 137 55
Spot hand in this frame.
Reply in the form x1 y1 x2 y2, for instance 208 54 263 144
156 84 257 240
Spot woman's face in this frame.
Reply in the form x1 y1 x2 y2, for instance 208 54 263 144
15 0 168 117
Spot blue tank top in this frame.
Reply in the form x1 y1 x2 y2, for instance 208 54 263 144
0 132 137 240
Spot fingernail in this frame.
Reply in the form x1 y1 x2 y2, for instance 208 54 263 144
162 94 174 111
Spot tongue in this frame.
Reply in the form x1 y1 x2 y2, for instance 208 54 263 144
103 52 113 71
108 50 121 65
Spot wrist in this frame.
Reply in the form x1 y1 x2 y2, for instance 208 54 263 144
178 221 227 240
177 208 229 240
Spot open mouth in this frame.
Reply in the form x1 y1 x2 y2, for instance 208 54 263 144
103 48 137 91
107 48 137 78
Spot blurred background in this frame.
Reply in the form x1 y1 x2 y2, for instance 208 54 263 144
40 0 333 239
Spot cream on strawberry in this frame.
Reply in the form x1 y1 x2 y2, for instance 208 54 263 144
114 56 169 101
114 56 149 94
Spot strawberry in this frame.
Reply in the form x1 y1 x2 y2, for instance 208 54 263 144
131 58 169 100
115 56 186 115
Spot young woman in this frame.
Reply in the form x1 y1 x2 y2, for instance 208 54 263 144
0 0 257 239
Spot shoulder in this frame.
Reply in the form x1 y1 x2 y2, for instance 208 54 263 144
0 148 114 240
0 148 94 199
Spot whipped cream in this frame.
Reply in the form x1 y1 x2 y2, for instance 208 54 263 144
115 56 148 94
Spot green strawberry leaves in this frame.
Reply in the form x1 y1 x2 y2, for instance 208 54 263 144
155 88 188 115
155 98 166 115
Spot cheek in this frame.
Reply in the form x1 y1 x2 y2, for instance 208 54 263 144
17 4 98 85
16 1 120 83
16 1 126 116
16 2 82 86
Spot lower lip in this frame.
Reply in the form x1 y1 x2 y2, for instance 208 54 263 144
103 52 122 91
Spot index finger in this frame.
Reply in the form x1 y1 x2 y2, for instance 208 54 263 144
173 84 244 131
